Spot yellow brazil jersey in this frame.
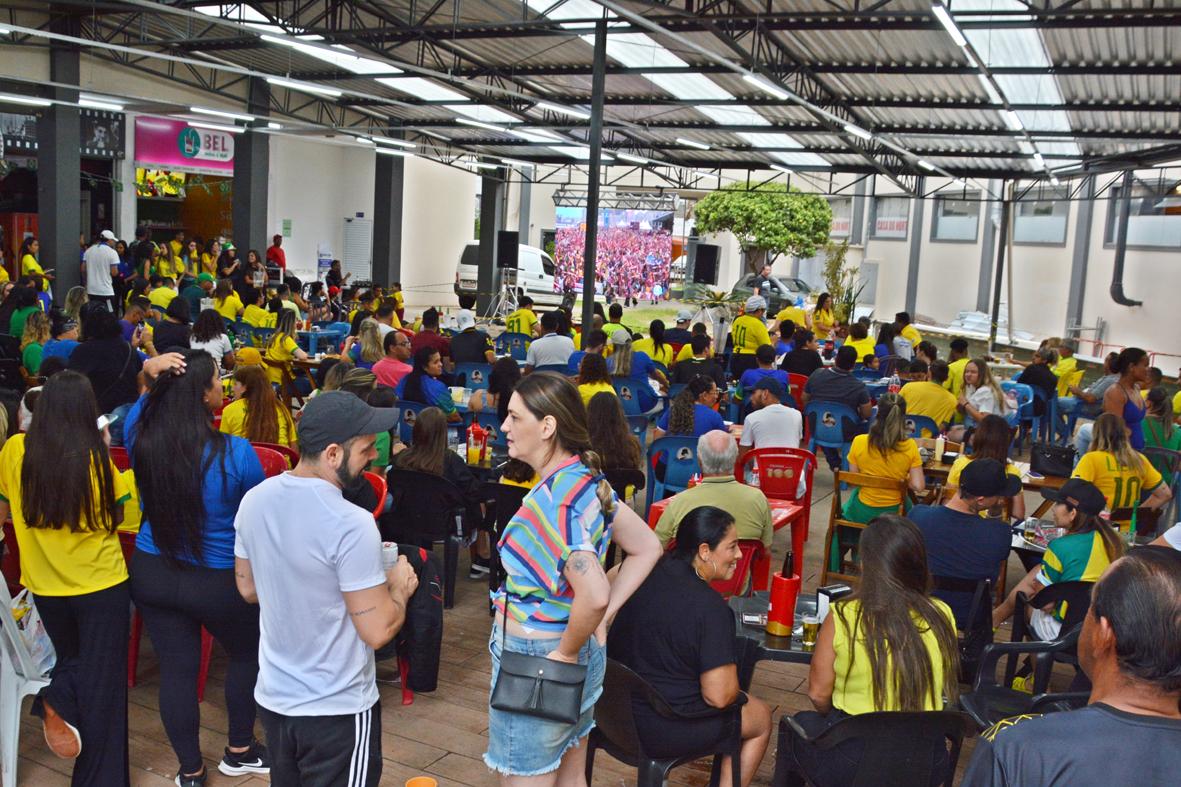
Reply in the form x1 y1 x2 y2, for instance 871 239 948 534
0 264 8 284
578 381 617 408
831 598 954 715
0 434 131 595
676 342 712 362
214 292 244 321
148 286 178 310
847 435 921 507
899 324 922 347
505 308 538 337
899 381 958 430
264 334 300 385
731 314 771 355
21 254 49 291
242 304 277 329
218 399 295 446
775 306 807 328
200 253 218 276
844 336 877 364
945 357 970 398
812 308 835 337
1051 356 1078 398
632 338 673 367
1073 450 1163 522
1173 390 1181 418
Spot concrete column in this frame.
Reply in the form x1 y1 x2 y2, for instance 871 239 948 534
1064 176 1094 334
476 174 505 313
232 78 270 254
850 177 867 246
517 179 532 246
36 16 82 298
371 152 405 288
904 179 925 315
976 179 999 313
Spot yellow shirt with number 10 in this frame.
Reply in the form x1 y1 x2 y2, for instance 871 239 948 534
731 314 771 354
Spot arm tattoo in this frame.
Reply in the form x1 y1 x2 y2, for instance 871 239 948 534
569 554 592 576
350 606 377 617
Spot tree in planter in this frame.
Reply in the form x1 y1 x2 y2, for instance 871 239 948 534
821 239 864 325
693 183 832 274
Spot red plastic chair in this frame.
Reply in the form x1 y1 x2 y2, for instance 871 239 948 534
252 442 299 469
735 447 816 587
363 471 387 519
253 445 290 477
787 373 808 406
121 531 215 701
664 538 763 599
109 446 131 472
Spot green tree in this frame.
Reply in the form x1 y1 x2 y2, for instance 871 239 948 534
693 183 832 273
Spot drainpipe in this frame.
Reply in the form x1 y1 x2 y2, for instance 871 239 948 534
1110 170 1143 307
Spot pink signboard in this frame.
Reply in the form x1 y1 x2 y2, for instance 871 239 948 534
134 116 235 175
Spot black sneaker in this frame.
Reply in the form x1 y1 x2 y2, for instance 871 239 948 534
468 557 491 579
218 740 270 776
174 769 206 786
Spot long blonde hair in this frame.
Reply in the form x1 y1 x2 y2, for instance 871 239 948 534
1090 413 1144 473
357 318 384 364
867 392 908 455
610 340 634 378
20 310 49 351
967 357 1007 414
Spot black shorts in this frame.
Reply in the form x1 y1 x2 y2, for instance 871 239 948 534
259 701 382 787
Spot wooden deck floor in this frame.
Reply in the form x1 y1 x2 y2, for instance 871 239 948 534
14 470 1068 786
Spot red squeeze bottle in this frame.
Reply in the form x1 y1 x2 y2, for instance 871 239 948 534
766 569 800 637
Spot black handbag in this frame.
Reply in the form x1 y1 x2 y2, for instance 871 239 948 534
1030 442 1075 478
490 600 587 725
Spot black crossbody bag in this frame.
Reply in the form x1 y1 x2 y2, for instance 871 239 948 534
1030 441 1076 478
490 598 587 724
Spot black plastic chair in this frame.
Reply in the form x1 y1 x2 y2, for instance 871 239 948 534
958 629 1089 729
0 359 22 391
480 481 529 614
0 334 19 360
382 468 469 608
772 710 975 787
931 575 993 685
602 468 647 569
1006 580 1093 684
585 658 743 787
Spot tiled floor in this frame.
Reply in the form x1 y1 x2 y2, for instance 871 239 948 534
14 470 1068 786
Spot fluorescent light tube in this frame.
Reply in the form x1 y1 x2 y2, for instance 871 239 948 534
696 171 720 179
80 98 124 111
0 93 51 107
617 152 649 165
188 121 243 134
1004 110 1024 131
676 137 711 150
265 77 342 98
372 137 416 149
1032 152 1045 168
267 121 282 130
917 159 936 172
501 158 534 168
742 74 789 101
191 106 254 122
1049 175 1060 186
456 117 507 132
770 164 792 173
931 3 968 48
376 147 412 157
534 101 590 120
468 161 498 170
844 124 873 141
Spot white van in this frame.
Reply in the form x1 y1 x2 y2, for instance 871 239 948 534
453 241 562 306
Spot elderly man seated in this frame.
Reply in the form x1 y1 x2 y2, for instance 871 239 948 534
961 546 1181 785
654 430 773 550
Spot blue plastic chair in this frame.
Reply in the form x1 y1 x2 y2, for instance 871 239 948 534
612 379 646 416
454 362 492 391
645 436 701 519
904 414 941 439
626 415 650 448
252 326 275 348
231 321 255 346
1001 381 1036 445
397 402 426 444
852 368 881 381
1031 387 1057 444
495 332 531 361
532 364 570 374
667 383 687 400
803 401 864 472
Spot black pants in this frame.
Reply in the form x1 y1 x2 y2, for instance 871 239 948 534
88 294 118 312
33 581 130 786
129 550 260 774
259 701 382 787
783 710 947 787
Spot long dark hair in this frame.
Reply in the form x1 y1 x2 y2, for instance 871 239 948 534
1114 347 1147 378
578 352 611 386
834 515 960 710
396 406 448 476
21 371 119 532
192 308 225 343
132 350 227 566
648 319 666 361
969 414 1012 464
489 356 521 425
233 364 291 444
401 346 440 405
669 374 714 435
816 292 832 312
670 506 735 563
587 392 643 471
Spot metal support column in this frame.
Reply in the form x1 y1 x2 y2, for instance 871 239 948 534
476 174 505 314
232 78 270 256
976 180 998 313
580 16 608 348
372 151 405 288
36 16 82 298
517 179 532 246
904 178 925 315
1064 176 1095 334
850 177 867 246
987 183 1011 353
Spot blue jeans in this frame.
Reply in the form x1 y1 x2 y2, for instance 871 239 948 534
1073 423 1093 463
107 402 133 447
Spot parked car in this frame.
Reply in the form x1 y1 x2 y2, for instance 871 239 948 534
728 272 813 314
454 241 563 306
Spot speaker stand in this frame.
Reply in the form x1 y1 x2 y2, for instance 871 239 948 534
484 268 519 321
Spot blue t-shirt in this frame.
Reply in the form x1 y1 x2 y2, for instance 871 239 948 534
738 367 789 399
608 351 658 411
909 503 1012 627
395 372 456 415
566 349 587 377
657 402 727 438
42 338 79 362
348 344 375 371
124 395 266 569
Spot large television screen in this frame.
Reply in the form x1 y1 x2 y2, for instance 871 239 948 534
553 207 674 300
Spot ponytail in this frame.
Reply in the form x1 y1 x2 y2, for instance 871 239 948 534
868 392 908 455
579 449 617 516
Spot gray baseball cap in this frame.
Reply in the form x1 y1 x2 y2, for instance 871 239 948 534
297 391 400 454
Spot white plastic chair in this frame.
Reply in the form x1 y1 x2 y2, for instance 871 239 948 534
0 580 51 787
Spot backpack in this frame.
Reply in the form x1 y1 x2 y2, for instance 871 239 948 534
375 545 443 693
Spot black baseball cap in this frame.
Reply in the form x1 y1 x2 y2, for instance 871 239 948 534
297 391 400 454
1041 478 1106 516
959 458 1021 498
753 377 784 400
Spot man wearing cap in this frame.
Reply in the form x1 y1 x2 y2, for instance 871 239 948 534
524 311 575 373
908 459 1021 627
737 377 804 468
234 391 419 786
731 295 772 379
664 309 694 345
450 310 495 365
181 272 216 320
962 547 1181 787
83 229 121 311
42 315 81 363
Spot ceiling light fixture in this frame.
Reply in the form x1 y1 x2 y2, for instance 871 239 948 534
456 117 507 132
917 159 936 172
421 129 452 141
533 101 590 120
0 93 51 107
1032 152 1045 168
676 137 711 150
468 161 499 170
79 97 124 111
696 170 720 179
1049 175 1061 186
265 77 343 98
770 164 792 174
501 158 535 168
354 136 376 145
742 74 789 101
267 121 282 130
187 121 243 134
617 152 650 165
376 147 412 157
1003 110 1024 131
372 137 416 149
844 123 874 141
931 3 968 48
191 106 254 122
0 25 11 35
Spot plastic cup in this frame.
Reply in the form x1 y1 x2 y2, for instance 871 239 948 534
405 779 438 787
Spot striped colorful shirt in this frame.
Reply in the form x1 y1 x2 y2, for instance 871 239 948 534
494 456 616 633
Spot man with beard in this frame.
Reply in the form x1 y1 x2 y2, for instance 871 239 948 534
233 391 419 786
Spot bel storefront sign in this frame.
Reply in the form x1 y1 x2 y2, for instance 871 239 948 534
135 116 235 176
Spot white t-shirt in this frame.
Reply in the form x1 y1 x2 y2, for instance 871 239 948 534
740 403 803 450
1162 523 1181 550
234 473 386 716
967 385 1011 417
83 242 119 296
376 322 395 339
191 334 234 374
525 333 575 368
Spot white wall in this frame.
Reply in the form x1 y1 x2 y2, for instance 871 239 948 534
399 155 479 308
